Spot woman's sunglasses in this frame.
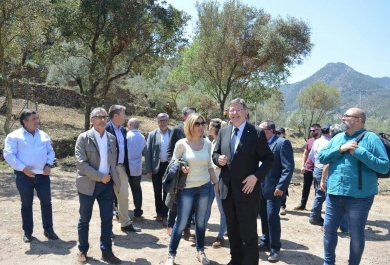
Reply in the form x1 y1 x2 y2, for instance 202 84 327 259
194 122 206 127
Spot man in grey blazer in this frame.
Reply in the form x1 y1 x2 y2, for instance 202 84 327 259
75 107 122 264
145 113 171 226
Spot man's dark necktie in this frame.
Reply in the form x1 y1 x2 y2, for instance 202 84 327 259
230 127 239 157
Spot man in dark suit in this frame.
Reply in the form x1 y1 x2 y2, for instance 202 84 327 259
145 113 171 226
258 120 294 262
213 98 274 265
166 106 196 238
105 105 140 233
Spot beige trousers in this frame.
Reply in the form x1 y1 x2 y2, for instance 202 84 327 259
114 164 132 227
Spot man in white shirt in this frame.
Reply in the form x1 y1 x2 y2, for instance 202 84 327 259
75 107 122 264
308 123 331 226
3 109 57 243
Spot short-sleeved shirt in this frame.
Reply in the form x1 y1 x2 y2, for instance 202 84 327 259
172 138 213 188
304 138 315 171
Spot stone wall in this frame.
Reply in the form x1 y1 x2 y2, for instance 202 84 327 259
0 83 160 118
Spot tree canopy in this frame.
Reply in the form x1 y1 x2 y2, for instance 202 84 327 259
297 81 341 139
176 0 313 116
54 0 189 129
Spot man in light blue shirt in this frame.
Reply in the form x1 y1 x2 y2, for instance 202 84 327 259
3 109 57 243
127 118 146 219
319 108 389 265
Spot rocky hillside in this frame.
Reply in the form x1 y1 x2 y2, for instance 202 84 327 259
280 62 390 116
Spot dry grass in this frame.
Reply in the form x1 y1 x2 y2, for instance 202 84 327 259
1 96 389 192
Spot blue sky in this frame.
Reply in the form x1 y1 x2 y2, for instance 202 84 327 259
165 0 390 83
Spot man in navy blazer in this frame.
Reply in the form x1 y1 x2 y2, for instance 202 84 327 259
213 98 274 265
258 120 294 262
105 105 140 233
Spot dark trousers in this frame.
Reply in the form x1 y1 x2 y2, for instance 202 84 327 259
281 188 288 208
222 189 259 265
129 175 143 217
300 170 314 206
15 171 53 235
78 181 114 254
259 196 282 251
152 162 169 217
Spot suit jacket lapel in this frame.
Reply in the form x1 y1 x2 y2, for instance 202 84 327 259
269 135 278 151
224 125 233 161
156 130 162 153
232 122 251 159
87 129 99 152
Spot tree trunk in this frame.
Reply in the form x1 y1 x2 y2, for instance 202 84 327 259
0 43 12 134
84 93 94 131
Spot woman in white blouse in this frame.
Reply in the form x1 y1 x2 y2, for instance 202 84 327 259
165 113 219 265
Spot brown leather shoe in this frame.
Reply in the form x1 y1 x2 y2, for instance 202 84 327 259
102 252 121 264
212 237 224 248
162 217 167 227
183 228 196 242
167 226 172 236
183 227 191 240
154 214 162 222
77 251 87 263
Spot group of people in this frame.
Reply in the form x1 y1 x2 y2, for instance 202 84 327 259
3 98 389 265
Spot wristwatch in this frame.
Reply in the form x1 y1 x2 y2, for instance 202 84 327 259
45 163 52 168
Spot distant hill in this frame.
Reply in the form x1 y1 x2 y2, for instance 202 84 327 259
280 62 390 116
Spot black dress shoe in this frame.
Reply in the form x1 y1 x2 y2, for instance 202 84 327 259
44 228 59 240
121 224 141 232
227 260 242 265
23 233 32 243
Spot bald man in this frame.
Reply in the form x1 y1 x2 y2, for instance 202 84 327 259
318 108 389 265
126 118 146 220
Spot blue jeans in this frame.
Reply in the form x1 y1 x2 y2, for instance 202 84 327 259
259 196 282 252
15 171 53 235
167 204 193 229
205 181 227 238
323 194 374 265
78 181 114 254
129 175 143 217
168 182 211 255
310 167 326 221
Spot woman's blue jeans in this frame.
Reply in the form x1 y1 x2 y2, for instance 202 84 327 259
205 181 227 238
323 194 374 265
168 182 211 255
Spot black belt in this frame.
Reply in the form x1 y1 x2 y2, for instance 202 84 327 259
160 161 169 165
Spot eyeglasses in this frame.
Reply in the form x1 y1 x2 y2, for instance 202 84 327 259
229 108 245 113
158 119 168 123
342 114 360 119
194 121 206 127
310 129 320 132
92 116 108 120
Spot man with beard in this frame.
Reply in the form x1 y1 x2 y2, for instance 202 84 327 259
308 124 332 226
294 124 322 210
319 108 389 265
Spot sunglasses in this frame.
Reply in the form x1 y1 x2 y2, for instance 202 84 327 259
310 129 319 132
194 121 206 127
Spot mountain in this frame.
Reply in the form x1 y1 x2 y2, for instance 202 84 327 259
280 62 390 116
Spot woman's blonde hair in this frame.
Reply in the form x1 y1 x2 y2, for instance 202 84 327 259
184 113 205 139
